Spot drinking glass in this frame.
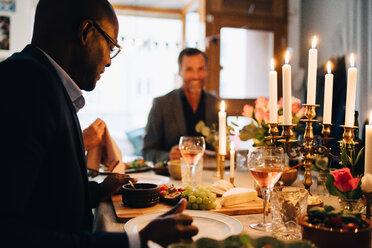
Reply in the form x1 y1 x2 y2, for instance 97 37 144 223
247 146 285 231
179 136 206 186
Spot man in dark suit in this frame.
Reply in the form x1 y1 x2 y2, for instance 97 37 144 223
0 0 197 247
143 48 220 163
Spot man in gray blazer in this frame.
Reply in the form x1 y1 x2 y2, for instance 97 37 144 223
143 48 220 163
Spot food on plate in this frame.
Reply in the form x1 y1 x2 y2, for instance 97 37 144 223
209 180 234 195
125 158 149 170
220 187 257 207
307 195 323 208
182 186 217 210
159 184 184 205
306 205 368 231
153 161 170 176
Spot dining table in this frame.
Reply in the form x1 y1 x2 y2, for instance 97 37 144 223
90 159 340 241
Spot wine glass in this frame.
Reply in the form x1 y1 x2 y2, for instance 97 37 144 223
247 146 285 231
179 136 206 186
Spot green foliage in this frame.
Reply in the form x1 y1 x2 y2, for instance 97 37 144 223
339 141 365 176
168 234 316 248
312 156 329 172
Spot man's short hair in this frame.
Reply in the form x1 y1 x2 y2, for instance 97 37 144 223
177 47 208 69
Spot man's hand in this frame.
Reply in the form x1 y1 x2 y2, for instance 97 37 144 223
98 174 137 201
169 145 181 160
83 118 106 151
139 198 198 248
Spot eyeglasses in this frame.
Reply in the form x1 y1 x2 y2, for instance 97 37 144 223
92 21 122 59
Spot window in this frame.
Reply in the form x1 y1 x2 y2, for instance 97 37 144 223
219 27 274 99
78 15 182 147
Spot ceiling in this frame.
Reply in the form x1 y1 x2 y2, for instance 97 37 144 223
108 0 192 10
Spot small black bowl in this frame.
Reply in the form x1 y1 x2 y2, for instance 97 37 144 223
122 183 160 208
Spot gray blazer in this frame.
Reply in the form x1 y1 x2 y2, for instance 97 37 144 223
142 88 220 162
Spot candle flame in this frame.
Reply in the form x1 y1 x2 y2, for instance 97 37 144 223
312 36 317 49
369 111 372 125
327 61 332 74
270 58 275 70
220 101 225 112
350 53 355 67
230 142 235 151
285 50 290 64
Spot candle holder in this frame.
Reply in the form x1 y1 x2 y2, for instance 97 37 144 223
217 154 225 179
266 123 282 145
321 123 333 146
229 177 234 186
274 104 359 193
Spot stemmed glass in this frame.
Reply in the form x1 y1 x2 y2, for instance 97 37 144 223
179 136 206 186
247 146 285 231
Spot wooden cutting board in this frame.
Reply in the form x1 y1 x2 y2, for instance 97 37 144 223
112 194 263 223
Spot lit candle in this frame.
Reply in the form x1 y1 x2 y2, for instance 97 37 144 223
323 61 334 124
282 50 292 125
307 36 318 105
345 53 358 127
269 59 278 123
365 111 372 174
230 143 235 178
219 101 227 155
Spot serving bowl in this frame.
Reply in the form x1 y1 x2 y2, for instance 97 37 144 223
280 168 298 186
298 215 372 248
122 183 160 208
153 161 170 176
168 160 182 180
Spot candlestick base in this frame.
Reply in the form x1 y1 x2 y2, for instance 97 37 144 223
266 123 282 145
340 125 358 146
217 154 225 179
230 177 234 186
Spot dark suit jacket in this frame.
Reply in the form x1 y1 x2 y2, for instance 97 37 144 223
0 45 127 247
142 88 220 162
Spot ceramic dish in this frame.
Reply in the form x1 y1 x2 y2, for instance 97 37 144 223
125 210 243 241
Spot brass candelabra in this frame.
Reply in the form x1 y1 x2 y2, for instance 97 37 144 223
267 104 358 192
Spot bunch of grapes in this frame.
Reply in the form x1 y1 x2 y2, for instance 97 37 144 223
182 186 217 210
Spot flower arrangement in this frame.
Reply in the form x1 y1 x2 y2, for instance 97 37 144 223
325 167 362 200
239 96 305 146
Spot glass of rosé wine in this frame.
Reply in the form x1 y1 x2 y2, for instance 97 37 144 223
247 146 285 231
179 136 206 186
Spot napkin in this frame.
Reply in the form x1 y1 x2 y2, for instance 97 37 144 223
86 127 123 173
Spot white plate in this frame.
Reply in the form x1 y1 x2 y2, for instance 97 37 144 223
135 174 170 185
124 210 242 241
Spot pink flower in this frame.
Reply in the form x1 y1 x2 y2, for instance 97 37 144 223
242 104 254 118
255 96 269 111
255 108 264 121
331 168 360 192
292 102 301 114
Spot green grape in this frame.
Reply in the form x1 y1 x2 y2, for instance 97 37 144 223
189 195 196 203
209 194 216 202
185 186 192 192
199 191 207 198
184 186 217 210
194 189 200 197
